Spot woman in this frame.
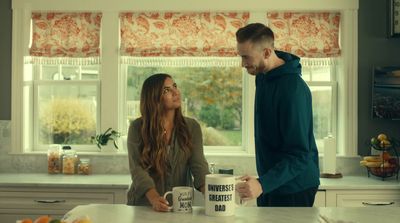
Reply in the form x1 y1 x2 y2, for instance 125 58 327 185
127 73 210 212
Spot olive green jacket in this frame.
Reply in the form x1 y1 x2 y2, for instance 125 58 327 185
126 117 209 205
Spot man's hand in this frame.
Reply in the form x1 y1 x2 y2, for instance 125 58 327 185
236 175 263 200
146 188 170 212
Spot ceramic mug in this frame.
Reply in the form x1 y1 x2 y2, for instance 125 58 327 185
163 186 193 213
205 174 237 216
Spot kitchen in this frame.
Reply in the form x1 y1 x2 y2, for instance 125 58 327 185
1 0 400 222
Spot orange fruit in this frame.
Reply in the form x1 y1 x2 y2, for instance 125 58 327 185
21 219 33 223
34 215 51 223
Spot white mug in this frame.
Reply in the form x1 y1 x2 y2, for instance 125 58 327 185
205 174 237 216
163 186 193 213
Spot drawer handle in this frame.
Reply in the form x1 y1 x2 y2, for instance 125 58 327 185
34 199 66 204
362 201 395 206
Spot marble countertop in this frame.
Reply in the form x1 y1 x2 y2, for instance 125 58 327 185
0 173 398 190
63 204 398 223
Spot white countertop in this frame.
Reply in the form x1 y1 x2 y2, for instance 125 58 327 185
0 173 398 190
63 204 399 223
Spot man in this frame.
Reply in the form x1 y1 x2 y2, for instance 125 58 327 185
235 23 320 207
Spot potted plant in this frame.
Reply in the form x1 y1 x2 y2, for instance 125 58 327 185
91 128 121 150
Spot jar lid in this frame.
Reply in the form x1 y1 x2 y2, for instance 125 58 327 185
62 145 72 150
80 158 90 163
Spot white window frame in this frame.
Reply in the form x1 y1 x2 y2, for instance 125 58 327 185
11 0 358 157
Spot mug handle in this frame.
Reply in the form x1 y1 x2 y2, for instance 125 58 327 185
163 191 173 211
235 180 248 206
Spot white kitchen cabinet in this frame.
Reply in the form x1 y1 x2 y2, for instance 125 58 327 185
0 185 127 222
314 190 326 207
326 189 400 207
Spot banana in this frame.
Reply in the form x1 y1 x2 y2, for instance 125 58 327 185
363 156 382 162
364 162 382 168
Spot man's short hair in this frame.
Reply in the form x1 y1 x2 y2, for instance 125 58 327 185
236 23 274 48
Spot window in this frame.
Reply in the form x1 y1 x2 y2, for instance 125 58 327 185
122 61 244 148
24 62 100 151
119 12 250 153
11 0 358 156
21 12 102 152
301 59 338 152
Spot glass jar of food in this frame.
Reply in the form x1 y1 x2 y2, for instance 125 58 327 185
47 145 61 174
62 149 77 174
78 158 92 175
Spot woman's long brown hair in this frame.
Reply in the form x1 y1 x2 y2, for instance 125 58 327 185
139 73 192 183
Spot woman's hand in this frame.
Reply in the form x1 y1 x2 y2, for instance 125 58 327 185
199 185 205 194
146 188 170 212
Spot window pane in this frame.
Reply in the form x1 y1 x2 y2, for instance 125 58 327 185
41 65 99 80
310 66 331 81
37 85 97 145
42 65 60 80
301 66 311 81
126 66 242 146
81 65 100 80
310 86 332 150
61 65 80 80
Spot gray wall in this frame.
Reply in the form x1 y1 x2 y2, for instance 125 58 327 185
0 0 399 155
358 0 400 155
0 0 11 120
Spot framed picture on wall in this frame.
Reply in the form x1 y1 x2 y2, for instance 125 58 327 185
388 0 400 37
372 66 400 120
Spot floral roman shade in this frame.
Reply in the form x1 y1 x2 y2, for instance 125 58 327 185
29 12 102 58
120 12 249 57
267 12 340 58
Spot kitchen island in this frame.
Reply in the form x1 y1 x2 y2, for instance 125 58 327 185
0 174 399 222
63 204 399 223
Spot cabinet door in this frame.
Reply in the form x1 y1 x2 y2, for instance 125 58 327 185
314 190 326 207
331 190 400 207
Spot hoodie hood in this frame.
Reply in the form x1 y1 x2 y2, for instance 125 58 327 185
261 51 302 81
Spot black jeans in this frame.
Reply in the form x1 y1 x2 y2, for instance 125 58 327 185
257 186 318 207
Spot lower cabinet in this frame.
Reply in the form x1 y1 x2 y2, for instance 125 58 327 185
326 189 400 207
0 186 127 222
314 190 326 207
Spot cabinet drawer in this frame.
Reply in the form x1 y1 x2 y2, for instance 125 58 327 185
0 191 114 210
337 194 400 207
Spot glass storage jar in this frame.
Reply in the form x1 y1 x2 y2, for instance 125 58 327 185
62 149 77 174
47 145 61 174
78 158 92 175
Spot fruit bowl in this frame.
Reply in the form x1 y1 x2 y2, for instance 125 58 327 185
361 155 399 180
367 166 397 178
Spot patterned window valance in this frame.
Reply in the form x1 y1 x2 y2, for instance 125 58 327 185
267 12 341 58
29 12 102 58
120 12 249 57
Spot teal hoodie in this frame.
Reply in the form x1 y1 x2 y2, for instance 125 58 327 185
255 51 320 195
